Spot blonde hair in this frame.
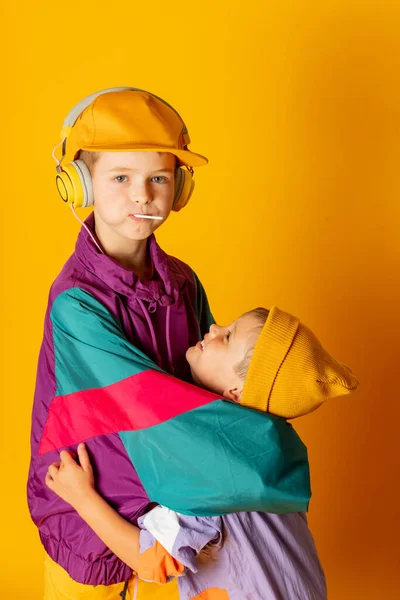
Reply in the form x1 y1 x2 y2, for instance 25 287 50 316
78 150 100 173
233 307 269 380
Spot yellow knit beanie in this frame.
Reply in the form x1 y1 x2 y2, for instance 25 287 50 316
241 306 359 419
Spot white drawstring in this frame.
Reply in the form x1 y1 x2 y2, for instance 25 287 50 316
51 139 64 166
70 205 104 254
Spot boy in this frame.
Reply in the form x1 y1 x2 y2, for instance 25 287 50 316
46 305 358 599
28 87 213 600
28 88 312 600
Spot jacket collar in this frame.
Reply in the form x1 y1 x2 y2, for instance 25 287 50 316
74 213 182 305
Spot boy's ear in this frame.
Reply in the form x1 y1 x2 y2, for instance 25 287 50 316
223 387 242 404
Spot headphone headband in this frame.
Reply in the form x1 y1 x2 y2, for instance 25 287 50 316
62 86 189 135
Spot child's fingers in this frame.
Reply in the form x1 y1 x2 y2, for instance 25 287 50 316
77 443 93 474
59 450 76 465
48 463 60 475
47 463 60 480
45 472 54 489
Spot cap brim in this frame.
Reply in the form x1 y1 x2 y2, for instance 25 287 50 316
80 145 208 167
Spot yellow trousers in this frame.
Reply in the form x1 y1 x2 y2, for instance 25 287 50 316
43 554 179 600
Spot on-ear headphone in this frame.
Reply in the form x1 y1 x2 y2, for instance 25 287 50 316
54 87 196 212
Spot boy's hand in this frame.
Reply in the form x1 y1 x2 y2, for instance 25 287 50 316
45 442 97 512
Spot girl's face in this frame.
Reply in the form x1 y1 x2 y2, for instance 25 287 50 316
91 151 176 245
186 313 262 400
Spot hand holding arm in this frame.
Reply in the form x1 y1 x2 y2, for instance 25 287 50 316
45 443 141 572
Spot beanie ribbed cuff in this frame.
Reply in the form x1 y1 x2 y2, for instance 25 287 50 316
241 307 300 412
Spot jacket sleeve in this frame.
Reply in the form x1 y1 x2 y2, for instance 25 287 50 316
137 505 223 580
41 287 310 516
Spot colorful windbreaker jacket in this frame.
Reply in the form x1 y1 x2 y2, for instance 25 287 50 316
28 214 310 587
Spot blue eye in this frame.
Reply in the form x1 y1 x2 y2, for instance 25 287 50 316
114 175 128 183
151 176 168 184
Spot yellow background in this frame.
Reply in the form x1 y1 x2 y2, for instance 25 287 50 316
1 1 399 598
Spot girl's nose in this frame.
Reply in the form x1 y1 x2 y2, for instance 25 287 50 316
209 324 218 337
209 323 224 338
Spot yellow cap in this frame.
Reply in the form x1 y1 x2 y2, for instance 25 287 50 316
241 307 359 419
64 90 208 167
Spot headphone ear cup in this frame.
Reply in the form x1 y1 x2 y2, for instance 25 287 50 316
173 167 194 212
55 160 94 209
73 160 94 208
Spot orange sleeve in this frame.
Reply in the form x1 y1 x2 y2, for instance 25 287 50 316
136 540 185 584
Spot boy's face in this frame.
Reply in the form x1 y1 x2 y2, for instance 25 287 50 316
91 151 176 243
186 313 262 401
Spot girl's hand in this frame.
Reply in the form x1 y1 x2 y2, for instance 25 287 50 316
45 442 97 512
